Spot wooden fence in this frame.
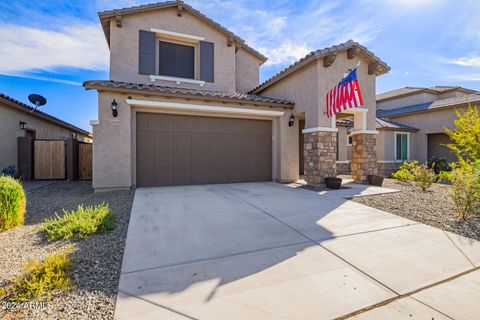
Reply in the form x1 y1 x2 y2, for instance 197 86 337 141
33 140 66 180
79 143 92 180
18 138 92 181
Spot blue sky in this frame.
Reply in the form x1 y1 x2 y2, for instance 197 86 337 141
1 0 479 132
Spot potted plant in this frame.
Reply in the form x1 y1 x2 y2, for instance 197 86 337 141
325 177 342 189
368 174 384 186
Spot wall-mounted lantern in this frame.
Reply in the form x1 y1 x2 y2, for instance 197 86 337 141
71 133 77 139
288 114 295 127
19 121 27 129
111 99 118 118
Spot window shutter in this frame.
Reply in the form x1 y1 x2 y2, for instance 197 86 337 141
139 30 156 75
200 41 214 82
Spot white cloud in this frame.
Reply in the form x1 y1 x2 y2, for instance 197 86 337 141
448 56 480 67
3 72 82 86
259 42 312 66
0 23 109 74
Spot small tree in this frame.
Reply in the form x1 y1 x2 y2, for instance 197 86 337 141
414 164 436 192
449 163 480 219
445 104 480 163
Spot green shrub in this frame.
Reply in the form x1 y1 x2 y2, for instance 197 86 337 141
449 164 480 219
43 203 115 241
414 164 437 192
0 176 26 231
445 105 480 162
392 161 419 182
427 157 451 175
0 248 73 302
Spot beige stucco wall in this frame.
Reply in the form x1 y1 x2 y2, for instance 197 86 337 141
92 90 293 189
377 92 437 110
259 52 377 130
337 126 348 161
235 48 261 93
109 7 237 92
380 105 469 163
438 90 471 100
0 103 90 172
259 61 319 128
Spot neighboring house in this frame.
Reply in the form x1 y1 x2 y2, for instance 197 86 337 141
376 86 479 174
336 86 480 175
0 93 92 179
84 0 390 191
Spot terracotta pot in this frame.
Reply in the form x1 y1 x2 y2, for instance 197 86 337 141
368 175 384 186
325 177 342 189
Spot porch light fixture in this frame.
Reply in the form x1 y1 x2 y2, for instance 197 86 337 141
111 99 118 118
288 114 295 127
19 121 27 129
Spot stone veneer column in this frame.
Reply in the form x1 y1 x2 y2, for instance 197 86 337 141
351 133 377 182
304 131 336 185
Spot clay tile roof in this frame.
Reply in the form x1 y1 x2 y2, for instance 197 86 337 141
376 85 477 102
98 0 267 62
376 93 480 117
376 87 425 101
83 80 294 107
0 93 91 136
375 117 418 132
249 40 390 94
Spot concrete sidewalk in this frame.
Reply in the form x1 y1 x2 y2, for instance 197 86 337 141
115 182 480 320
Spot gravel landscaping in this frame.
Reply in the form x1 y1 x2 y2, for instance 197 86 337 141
0 181 134 320
352 178 480 241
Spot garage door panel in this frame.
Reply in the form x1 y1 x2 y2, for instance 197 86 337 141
192 133 210 184
175 132 192 185
155 131 175 186
151 114 175 131
211 134 227 183
136 130 156 186
136 113 152 131
136 113 272 187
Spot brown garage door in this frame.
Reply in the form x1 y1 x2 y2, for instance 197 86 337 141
136 113 272 187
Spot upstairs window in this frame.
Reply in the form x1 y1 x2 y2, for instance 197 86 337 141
158 41 195 79
395 133 409 161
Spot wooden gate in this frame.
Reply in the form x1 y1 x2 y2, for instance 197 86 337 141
34 140 66 180
79 143 92 180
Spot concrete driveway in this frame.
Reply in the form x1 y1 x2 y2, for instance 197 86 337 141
115 182 480 320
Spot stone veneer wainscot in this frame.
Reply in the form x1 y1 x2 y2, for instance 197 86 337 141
304 131 337 185
351 133 377 182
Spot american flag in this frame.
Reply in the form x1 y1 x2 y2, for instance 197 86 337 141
326 68 364 118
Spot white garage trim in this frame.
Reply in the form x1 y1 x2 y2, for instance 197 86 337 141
126 99 285 117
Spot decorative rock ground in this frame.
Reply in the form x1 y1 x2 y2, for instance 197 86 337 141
352 179 480 241
0 181 134 320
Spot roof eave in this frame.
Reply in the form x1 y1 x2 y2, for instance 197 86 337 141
378 99 480 118
0 96 91 137
97 1 267 62
83 82 294 109
251 41 390 95
377 127 419 132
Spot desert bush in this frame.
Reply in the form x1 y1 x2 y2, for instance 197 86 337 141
43 203 115 241
0 176 26 231
0 248 73 302
414 164 437 192
391 161 419 182
449 163 480 219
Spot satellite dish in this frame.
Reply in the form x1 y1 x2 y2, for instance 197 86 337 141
28 94 47 113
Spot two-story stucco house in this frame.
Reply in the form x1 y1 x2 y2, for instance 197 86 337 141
84 0 390 191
